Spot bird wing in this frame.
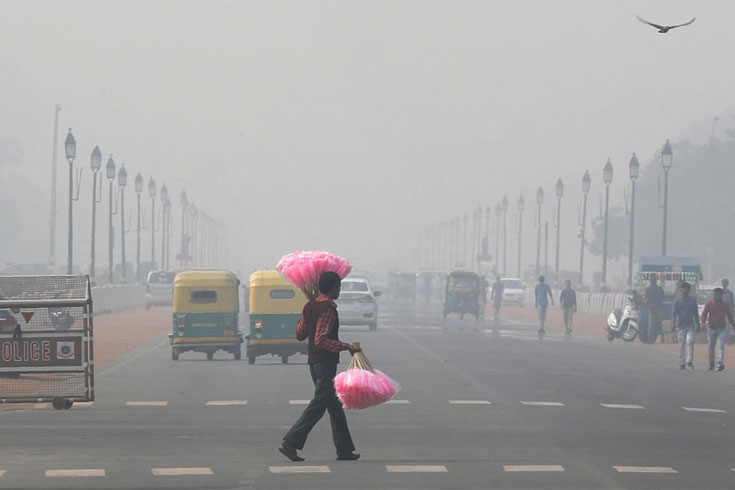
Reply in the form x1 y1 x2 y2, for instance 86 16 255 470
668 17 696 29
637 15 664 30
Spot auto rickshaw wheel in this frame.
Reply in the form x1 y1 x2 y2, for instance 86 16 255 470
171 348 179 361
248 355 256 365
52 398 66 410
64 400 74 409
234 347 241 360
206 351 214 361
281 355 289 364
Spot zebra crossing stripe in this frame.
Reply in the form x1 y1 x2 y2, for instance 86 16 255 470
614 466 677 474
521 401 565 407
269 466 330 473
503 465 565 472
386 465 448 472
151 467 213 476
45 469 106 477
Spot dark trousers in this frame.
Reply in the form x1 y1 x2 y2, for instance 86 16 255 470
284 362 355 454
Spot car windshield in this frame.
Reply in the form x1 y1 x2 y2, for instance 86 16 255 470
149 272 175 284
450 276 476 288
342 281 368 292
502 279 523 289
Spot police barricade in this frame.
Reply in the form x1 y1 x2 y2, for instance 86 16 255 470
0 275 93 410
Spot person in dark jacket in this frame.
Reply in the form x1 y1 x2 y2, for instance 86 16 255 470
645 276 665 343
279 271 361 462
559 280 577 336
672 282 700 370
701 287 734 371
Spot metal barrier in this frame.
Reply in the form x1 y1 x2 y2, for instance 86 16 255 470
0 275 94 409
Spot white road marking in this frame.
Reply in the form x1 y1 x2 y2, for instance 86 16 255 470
34 403 49 409
600 403 645 410
681 407 726 413
385 399 411 404
503 465 565 472
0 470 5 478
152 467 213 476
521 401 565 407
289 400 310 405
126 401 168 407
449 400 492 405
386 465 448 473
45 469 106 477
614 466 677 474
269 466 331 473
72 402 95 408
206 400 248 406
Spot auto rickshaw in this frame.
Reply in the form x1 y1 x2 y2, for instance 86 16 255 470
169 270 243 361
443 271 481 320
395 273 417 303
247 270 308 365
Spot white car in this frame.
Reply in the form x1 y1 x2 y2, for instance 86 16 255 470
501 278 526 307
335 278 381 330
145 270 175 309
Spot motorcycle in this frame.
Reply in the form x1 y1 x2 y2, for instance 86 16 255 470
606 296 639 342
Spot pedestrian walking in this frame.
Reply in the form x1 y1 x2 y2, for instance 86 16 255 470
701 287 734 371
645 276 665 343
671 281 700 370
279 271 361 462
534 275 554 338
490 276 504 320
720 278 735 343
559 279 576 337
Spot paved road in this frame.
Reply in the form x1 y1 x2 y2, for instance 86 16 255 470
1 305 734 489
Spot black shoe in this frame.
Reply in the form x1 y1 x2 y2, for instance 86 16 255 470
679 364 685 370
278 440 305 462
709 363 715 371
687 362 694 369
336 452 360 461
717 364 725 372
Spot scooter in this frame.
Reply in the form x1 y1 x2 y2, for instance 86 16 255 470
606 296 639 342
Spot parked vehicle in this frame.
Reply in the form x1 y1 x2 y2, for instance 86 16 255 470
246 270 308 365
146 270 176 309
606 296 640 342
443 271 481 320
500 277 525 307
168 270 243 361
335 278 381 331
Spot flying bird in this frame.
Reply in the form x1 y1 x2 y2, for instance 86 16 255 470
637 15 696 33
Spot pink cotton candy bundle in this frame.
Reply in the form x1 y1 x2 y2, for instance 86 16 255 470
334 369 399 410
275 251 352 300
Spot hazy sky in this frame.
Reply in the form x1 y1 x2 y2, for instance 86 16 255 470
1 0 732 279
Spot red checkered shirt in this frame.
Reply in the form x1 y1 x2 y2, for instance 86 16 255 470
295 295 350 353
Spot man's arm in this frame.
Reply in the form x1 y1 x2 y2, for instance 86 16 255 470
693 300 701 328
314 309 350 352
548 286 554 305
295 316 307 341
700 303 710 328
671 301 679 328
572 290 577 310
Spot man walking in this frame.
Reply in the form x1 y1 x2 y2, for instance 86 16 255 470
645 276 665 344
490 276 504 320
535 275 554 338
279 271 361 462
559 279 577 337
720 278 735 343
671 282 700 370
701 287 734 371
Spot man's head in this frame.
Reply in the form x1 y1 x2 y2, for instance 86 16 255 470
565 279 571 288
680 281 691 297
650 276 657 286
722 278 729 289
318 271 341 299
714 287 723 302
538 275 545 283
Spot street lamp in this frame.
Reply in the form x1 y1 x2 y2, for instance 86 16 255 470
495 203 501 274
555 178 564 283
579 170 591 287
160 184 169 270
106 155 116 284
165 196 172 269
517 195 525 278
462 212 468 268
89 146 102 281
64 129 76 274
472 207 481 272
661 139 673 256
134 173 143 282
118 165 128 283
180 190 189 267
148 177 157 270
627 154 640 286
501 196 508 276
602 158 613 291
535 186 544 276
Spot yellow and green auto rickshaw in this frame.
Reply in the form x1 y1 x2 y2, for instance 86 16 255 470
247 270 308 365
169 270 243 361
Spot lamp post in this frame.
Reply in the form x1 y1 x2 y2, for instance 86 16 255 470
134 173 143 282
190 204 198 268
89 146 101 281
517 195 525 278
180 190 189 267
627 153 640 286
148 177 156 270
106 156 116 283
535 187 544 276
160 184 169 270
494 203 501 274
501 196 508 276
462 212 468 268
118 165 127 283
48 105 62 271
579 170 591 287
555 178 564 282
602 158 613 290
661 139 673 256
165 196 172 269
64 129 76 274
472 207 481 272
